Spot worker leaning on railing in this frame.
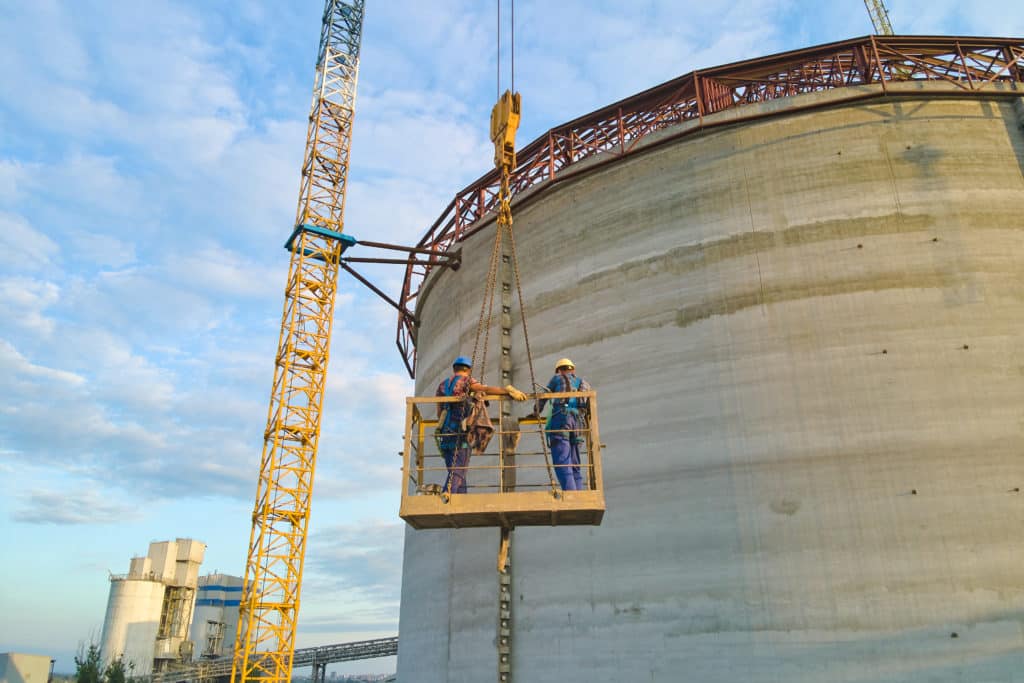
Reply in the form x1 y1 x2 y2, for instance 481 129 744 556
533 358 592 491
435 355 528 494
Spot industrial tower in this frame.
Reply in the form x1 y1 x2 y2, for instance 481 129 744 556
231 3 365 683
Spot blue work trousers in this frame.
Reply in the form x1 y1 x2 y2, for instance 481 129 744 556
441 444 470 494
549 434 585 491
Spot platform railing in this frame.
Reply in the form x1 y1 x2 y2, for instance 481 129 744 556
405 391 601 495
397 389 606 528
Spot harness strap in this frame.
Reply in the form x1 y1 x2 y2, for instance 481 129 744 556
553 374 583 413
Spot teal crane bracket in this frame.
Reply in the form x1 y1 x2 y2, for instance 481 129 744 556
285 223 359 259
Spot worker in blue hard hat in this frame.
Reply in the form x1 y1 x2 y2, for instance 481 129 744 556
535 358 591 491
435 355 527 494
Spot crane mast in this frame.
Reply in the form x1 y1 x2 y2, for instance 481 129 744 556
231 3 365 683
863 0 895 35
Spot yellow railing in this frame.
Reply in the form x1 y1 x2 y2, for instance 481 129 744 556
399 391 605 529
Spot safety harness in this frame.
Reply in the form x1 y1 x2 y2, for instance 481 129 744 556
437 374 495 455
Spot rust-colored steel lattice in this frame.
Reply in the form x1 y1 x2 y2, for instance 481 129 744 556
395 34 1024 378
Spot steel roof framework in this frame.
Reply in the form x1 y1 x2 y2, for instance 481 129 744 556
394 34 1024 378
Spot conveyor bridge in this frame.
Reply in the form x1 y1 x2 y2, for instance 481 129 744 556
146 636 398 683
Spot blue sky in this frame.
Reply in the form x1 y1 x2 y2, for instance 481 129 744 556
0 0 1019 676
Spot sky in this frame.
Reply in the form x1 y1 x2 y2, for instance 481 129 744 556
0 0 1020 676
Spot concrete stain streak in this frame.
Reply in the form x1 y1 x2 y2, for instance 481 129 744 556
672 269 960 330
533 212 937 309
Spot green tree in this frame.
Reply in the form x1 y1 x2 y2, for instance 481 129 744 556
103 655 134 683
73 644 102 683
74 645 135 683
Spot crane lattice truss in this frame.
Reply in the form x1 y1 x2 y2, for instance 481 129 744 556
395 34 1024 377
232 3 365 683
863 0 895 36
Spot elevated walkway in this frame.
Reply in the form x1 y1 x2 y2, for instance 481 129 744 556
400 391 605 529
144 637 399 683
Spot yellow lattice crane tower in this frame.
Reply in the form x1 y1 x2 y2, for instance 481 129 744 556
863 0 895 35
231 3 365 683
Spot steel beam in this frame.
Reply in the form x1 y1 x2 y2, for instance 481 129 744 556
394 34 1024 378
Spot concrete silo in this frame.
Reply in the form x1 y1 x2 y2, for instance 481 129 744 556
394 37 1024 682
100 539 205 675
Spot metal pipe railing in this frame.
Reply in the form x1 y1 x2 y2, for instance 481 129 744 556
401 391 602 498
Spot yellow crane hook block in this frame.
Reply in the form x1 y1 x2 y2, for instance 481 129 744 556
490 90 521 171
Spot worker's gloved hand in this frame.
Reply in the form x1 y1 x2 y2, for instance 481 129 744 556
505 385 528 401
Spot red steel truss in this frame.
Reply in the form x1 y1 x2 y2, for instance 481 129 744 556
395 34 1024 377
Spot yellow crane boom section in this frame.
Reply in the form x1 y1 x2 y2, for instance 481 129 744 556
231 3 366 683
863 0 895 35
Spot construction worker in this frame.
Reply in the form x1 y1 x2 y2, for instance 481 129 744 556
536 358 591 491
435 355 527 494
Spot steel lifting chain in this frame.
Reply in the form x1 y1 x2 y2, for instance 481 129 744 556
470 166 559 497
503 187 558 495
471 184 505 379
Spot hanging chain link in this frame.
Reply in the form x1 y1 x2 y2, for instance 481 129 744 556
471 195 505 379
505 200 559 495
505 204 536 401
471 165 559 496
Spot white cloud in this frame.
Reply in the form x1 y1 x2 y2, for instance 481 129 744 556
46 153 146 217
97 9 244 118
12 82 131 141
355 89 491 180
363 1 494 95
0 2 247 170
63 268 222 341
12 488 140 525
0 159 32 203
152 115 248 167
77 330 177 409
0 1 93 85
0 339 85 387
67 231 136 269
169 248 284 299
1 154 152 253
202 118 307 241
0 277 61 336
301 517 405 634
0 213 59 271
344 175 453 247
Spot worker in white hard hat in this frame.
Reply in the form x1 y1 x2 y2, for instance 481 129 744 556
435 355 528 494
535 358 591 491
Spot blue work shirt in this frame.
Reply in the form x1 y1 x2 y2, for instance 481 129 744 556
540 373 591 439
435 374 474 448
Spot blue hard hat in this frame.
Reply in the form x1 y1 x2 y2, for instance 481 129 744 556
452 355 473 369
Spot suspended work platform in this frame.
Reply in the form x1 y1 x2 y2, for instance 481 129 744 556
399 391 605 529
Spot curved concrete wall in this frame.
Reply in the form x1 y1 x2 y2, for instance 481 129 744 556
100 579 165 675
396 94 1024 682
